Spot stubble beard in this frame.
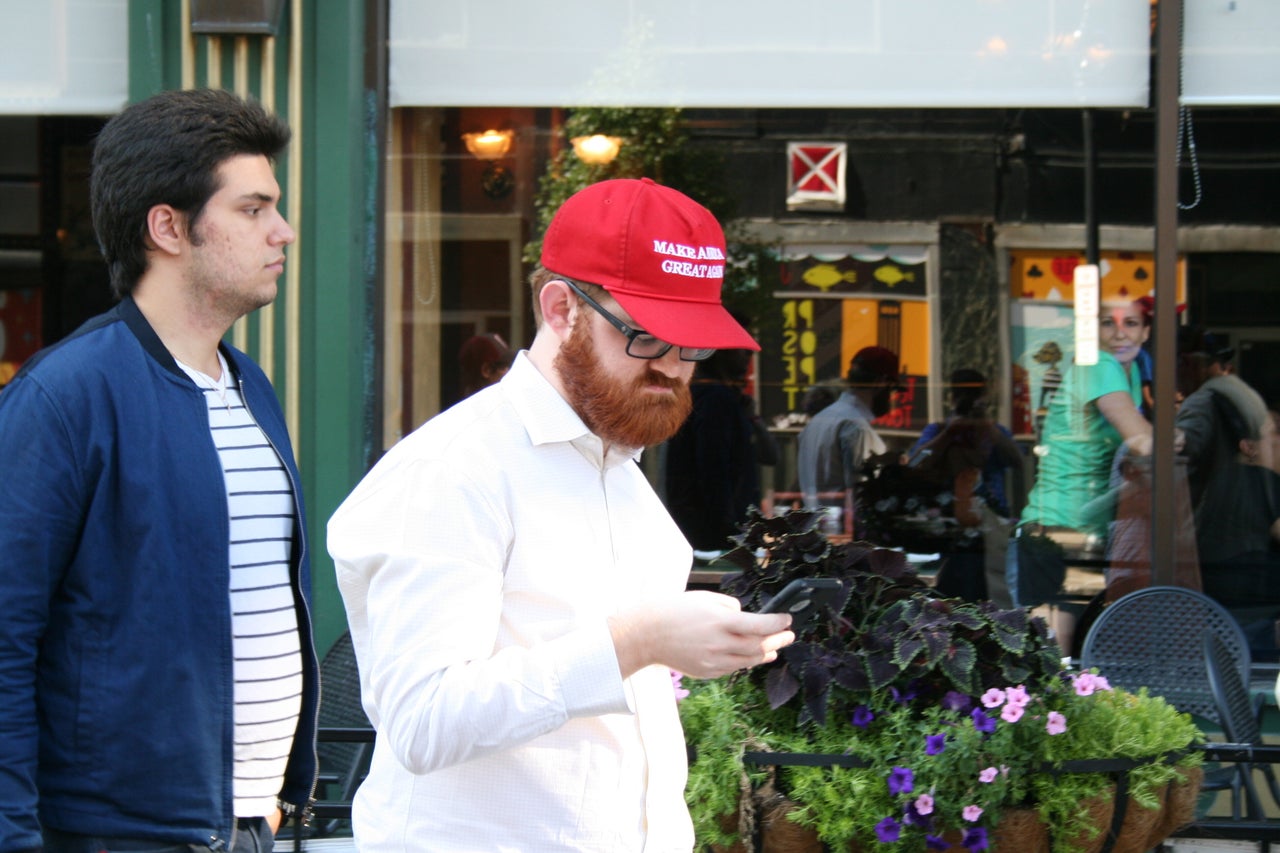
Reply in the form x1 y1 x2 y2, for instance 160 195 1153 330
555 319 693 449
187 223 277 325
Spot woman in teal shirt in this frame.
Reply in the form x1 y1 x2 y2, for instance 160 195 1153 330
1022 299 1154 540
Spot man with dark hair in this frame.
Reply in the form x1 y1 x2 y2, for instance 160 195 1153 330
795 345 901 528
329 178 794 852
0 89 318 853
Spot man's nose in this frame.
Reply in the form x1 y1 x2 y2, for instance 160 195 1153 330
650 348 687 378
273 211 297 245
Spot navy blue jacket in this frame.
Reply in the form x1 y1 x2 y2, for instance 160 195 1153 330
0 298 318 852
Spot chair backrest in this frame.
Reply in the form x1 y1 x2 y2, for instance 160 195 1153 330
1080 585 1250 724
1204 632 1261 745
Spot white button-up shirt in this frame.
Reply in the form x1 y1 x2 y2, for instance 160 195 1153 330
329 353 695 852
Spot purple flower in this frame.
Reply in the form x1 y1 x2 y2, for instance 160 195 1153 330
971 707 996 734
942 690 971 712
963 826 990 851
888 766 915 795
926 835 950 851
891 685 918 705
925 733 946 755
852 705 876 728
875 817 901 843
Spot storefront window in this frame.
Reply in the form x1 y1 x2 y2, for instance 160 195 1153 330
381 106 557 446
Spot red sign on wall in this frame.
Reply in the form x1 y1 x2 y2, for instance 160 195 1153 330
786 142 846 211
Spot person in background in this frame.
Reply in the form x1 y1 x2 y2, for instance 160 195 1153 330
907 368 1022 518
796 345 901 533
1176 362 1280 654
1021 298 1154 542
903 369 1024 601
1017 299 1155 651
328 178 794 852
457 331 515 400
0 89 318 852
664 343 778 557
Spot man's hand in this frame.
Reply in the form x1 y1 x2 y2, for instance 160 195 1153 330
609 591 795 680
268 808 283 835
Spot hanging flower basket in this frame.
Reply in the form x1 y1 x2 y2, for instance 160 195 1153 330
680 510 1206 853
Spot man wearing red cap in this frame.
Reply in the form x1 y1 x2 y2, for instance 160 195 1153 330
329 178 794 852
796 345 902 531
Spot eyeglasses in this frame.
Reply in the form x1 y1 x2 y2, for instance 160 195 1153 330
559 278 715 361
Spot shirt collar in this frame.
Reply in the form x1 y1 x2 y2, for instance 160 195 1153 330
503 353 643 469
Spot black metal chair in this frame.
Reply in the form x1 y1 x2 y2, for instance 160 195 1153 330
1080 585 1250 723
1079 585 1250 818
279 630 374 844
1204 631 1280 820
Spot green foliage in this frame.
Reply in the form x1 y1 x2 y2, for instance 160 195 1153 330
679 510 1206 852
523 106 781 333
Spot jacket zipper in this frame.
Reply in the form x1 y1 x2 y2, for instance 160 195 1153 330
238 372 321 824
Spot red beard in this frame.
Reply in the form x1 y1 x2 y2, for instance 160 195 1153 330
555 319 693 448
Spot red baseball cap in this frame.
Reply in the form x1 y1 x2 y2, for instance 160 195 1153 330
540 178 759 352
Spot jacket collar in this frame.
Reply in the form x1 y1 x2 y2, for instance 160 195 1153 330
117 296 241 383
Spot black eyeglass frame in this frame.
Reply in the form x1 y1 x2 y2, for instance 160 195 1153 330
558 278 715 362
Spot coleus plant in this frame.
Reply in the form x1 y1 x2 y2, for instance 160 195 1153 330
716 509 1063 727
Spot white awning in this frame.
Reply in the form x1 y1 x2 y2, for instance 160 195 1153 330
389 0 1152 109
0 0 128 115
1182 0 1280 106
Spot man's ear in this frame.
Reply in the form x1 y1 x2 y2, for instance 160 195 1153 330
539 279 578 341
145 204 186 257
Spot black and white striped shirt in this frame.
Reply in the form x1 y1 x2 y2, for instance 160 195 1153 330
179 352 302 819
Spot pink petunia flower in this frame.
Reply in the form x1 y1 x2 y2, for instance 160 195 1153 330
915 794 935 816
1000 702 1025 723
670 670 690 701
978 767 999 784
1005 685 1031 707
1073 672 1098 696
980 688 1005 708
963 805 984 822
1046 711 1067 735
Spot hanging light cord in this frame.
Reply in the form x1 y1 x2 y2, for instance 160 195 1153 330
1175 10 1203 211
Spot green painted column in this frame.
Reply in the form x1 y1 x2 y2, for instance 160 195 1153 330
297 0 380 657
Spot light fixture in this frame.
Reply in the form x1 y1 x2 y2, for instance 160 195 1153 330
461 129 515 199
189 0 287 36
571 134 623 166
462 129 514 161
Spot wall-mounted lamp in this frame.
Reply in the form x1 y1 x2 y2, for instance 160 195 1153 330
461 129 515 199
462 129 514 161
571 134 623 166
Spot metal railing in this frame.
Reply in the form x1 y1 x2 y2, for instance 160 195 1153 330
300 730 1280 846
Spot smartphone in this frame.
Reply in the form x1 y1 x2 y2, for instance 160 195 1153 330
758 577 845 632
